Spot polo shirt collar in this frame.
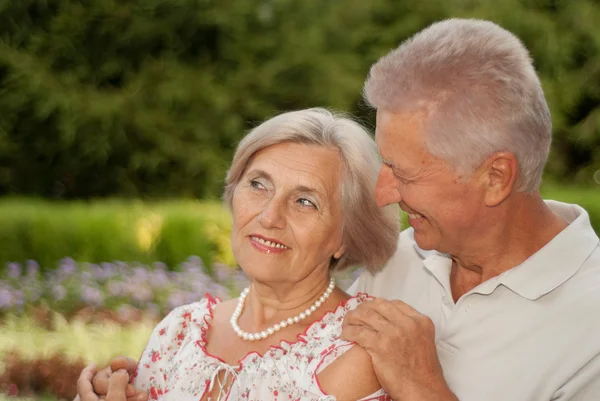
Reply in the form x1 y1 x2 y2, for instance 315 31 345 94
497 201 599 300
416 201 599 301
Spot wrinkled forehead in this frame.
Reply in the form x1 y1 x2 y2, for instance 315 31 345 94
375 110 433 163
245 142 344 197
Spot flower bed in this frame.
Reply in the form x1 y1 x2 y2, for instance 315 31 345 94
0 257 247 318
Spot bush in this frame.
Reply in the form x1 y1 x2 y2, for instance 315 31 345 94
0 198 235 269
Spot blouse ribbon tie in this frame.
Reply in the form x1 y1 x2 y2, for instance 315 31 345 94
207 364 239 401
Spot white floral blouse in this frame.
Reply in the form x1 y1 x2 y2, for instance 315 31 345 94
131 293 390 401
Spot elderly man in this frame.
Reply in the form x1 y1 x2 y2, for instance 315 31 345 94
342 18 600 401
77 18 599 401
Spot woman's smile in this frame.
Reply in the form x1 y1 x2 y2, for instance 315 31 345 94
249 234 290 254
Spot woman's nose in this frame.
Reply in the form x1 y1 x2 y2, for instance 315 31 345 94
258 198 286 229
375 166 402 207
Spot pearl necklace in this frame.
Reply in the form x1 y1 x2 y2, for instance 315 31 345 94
230 278 336 341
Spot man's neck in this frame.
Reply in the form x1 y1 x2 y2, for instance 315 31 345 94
449 193 569 301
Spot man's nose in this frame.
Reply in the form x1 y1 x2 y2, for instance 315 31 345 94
258 198 286 229
375 166 402 207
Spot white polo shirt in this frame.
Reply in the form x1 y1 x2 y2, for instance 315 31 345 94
349 201 600 400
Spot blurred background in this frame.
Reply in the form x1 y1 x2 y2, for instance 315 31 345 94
0 0 598 399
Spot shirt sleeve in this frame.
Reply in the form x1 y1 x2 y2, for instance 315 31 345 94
556 352 600 400
131 305 195 399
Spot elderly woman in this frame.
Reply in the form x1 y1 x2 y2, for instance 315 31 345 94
77 108 399 401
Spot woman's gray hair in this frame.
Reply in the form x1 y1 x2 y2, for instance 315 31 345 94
364 18 552 192
224 108 400 272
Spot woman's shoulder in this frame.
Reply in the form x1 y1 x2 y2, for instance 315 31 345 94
154 294 222 338
303 292 373 339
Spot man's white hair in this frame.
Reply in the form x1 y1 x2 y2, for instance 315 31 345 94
364 18 552 192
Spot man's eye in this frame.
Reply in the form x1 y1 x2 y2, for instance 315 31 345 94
297 198 316 208
394 173 412 185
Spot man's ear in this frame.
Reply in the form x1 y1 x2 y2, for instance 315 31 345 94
481 152 519 207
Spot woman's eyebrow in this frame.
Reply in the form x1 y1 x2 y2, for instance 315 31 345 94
247 169 272 180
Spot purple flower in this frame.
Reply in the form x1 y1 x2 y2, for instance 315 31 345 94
231 271 250 292
90 265 107 280
207 282 229 300
26 260 40 277
80 271 93 282
81 286 104 306
167 292 186 311
100 263 117 278
57 258 77 279
52 285 67 301
130 285 153 304
213 263 232 283
107 281 124 297
133 267 149 282
7 263 21 278
0 288 12 308
150 269 169 288
12 290 24 306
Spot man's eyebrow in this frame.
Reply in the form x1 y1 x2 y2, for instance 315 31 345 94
382 158 409 174
382 158 395 168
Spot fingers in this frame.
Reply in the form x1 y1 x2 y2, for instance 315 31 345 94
110 356 137 376
106 369 130 401
125 384 137 398
344 299 403 330
345 298 424 329
110 356 145 401
92 365 113 396
127 390 149 401
341 322 379 349
76 364 99 401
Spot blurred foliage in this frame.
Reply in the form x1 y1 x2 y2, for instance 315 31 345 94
0 312 152 367
0 198 234 268
0 0 597 199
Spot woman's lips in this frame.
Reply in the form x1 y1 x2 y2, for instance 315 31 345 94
249 235 289 254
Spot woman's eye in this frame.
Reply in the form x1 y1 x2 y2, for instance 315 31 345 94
297 198 316 208
250 180 265 190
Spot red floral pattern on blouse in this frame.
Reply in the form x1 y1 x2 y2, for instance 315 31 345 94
132 293 390 401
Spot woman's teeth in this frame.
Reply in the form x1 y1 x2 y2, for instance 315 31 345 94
407 213 422 219
251 236 288 249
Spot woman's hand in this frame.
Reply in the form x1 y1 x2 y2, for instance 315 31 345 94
74 357 148 401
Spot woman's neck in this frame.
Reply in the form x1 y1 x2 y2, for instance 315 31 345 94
241 269 341 331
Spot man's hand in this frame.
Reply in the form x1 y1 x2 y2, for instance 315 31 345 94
74 357 148 401
341 298 458 401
